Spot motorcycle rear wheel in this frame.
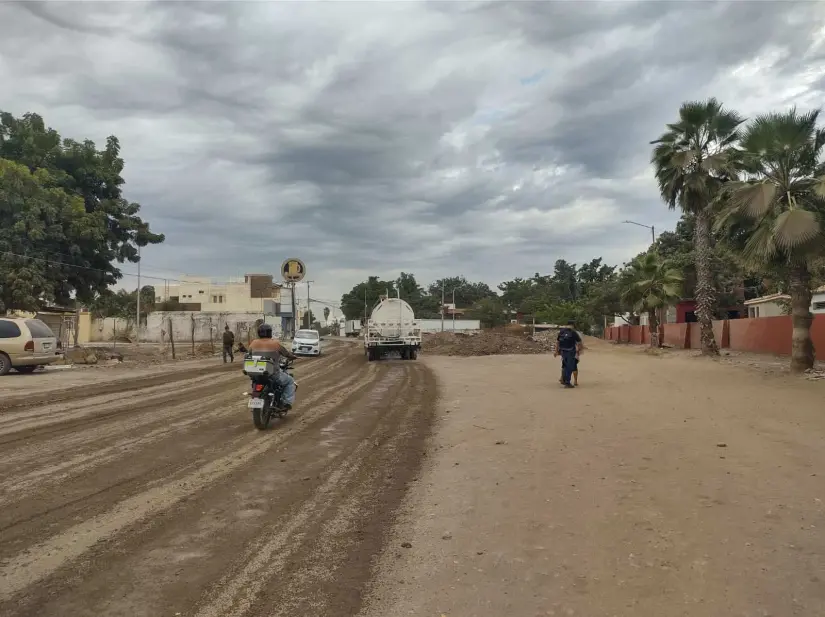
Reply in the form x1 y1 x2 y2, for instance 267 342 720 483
252 405 272 430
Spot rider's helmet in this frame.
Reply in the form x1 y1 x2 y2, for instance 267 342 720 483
257 323 273 339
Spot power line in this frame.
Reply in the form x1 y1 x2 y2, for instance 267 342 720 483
0 250 190 284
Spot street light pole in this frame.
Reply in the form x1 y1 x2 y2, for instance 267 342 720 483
622 220 655 245
135 245 141 346
441 281 445 332
452 288 456 331
305 280 314 329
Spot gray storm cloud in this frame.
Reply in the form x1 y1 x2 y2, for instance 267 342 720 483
2 0 824 305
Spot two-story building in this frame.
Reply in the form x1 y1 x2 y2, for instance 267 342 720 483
156 274 285 314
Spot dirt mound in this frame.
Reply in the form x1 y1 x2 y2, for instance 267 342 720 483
422 331 553 356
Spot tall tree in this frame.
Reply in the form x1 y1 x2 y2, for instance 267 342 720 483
340 276 394 321
0 158 92 312
0 111 164 306
717 108 825 372
651 98 744 355
468 296 508 328
301 310 316 329
428 276 496 309
323 307 330 323
620 252 683 348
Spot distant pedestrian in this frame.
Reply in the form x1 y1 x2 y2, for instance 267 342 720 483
222 325 235 363
554 320 582 388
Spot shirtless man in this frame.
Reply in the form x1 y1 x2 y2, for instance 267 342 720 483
247 323 298 409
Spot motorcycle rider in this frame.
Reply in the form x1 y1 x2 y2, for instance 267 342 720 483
246 323 298 410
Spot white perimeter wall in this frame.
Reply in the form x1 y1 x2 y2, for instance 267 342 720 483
90 311 283 343
417 319 481 333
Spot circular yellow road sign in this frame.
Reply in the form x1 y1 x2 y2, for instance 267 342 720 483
281 258 306 283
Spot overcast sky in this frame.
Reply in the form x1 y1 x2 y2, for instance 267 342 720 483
2 1 825 315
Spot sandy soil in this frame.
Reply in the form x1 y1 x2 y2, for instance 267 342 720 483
360 340 825 617
0 341 437 617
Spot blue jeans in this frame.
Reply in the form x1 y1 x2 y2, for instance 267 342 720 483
272 369 296 406
560 349 578 385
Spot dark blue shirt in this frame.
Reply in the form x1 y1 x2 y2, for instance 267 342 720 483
557 327 581 352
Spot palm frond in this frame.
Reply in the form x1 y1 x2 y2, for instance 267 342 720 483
773 209 822 250
728 181 777 219
813 175 825 199
741 220 778 267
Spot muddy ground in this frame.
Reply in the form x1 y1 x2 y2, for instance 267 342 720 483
360 339 825 617
3 337 824 617
0 341 436 617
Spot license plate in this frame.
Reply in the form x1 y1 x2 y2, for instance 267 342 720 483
301 347 311 352
248 398 264 409
42 343 51 350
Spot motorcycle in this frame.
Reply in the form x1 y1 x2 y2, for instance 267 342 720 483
242 356 297 430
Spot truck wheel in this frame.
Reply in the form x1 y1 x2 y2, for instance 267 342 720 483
410 349 418 360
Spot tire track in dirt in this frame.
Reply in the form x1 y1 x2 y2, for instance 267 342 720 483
0 353 370 546
1 355 436 617
0 347 351 446
0 354 382 599
0 361 239 412
192 362 434 617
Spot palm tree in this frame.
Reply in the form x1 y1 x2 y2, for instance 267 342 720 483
651 98 745 355
716 108 825 372
620 252 683 348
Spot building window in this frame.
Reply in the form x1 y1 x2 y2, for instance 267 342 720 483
813 301 825 310
212 296 217 303
219 295 224 303
199 290 204 295
748 306 760 318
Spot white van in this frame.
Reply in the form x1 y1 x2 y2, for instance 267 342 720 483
0 317 61 375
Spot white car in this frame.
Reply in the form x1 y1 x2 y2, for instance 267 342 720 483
292 329 322 356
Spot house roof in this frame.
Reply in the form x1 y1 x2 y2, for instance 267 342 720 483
744 292 790 305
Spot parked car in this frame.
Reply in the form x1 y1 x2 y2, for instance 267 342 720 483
0 317 61 376
291 329 322 356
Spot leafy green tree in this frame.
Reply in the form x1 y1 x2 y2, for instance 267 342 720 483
0 158 93 312
716 108 825 372
620 252 683 347
323 307 330 322
341 276 393 321
302 310 316 329
497 277 536 313
428 276 496 309
0 111 164 307
651 98 744 355
468 296 508 328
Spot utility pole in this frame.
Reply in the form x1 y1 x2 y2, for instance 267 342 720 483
452 288 456 331
441 281 445 332
136 245 141 345
305 280 313 329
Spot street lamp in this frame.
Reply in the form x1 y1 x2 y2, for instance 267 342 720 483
623 220 656 245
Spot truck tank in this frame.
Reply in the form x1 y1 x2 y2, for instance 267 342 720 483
369 298 416 338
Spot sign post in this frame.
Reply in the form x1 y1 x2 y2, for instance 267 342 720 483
281 258 306 339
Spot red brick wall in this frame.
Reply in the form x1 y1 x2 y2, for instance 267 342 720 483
606 315 825 357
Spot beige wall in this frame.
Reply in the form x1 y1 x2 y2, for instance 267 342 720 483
156 279 281 313
746 300 785 318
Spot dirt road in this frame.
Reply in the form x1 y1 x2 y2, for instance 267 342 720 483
0 342 436 617
361 341 825 617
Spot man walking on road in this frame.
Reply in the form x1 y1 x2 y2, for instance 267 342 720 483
222 325 235 363
555 320 582 388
